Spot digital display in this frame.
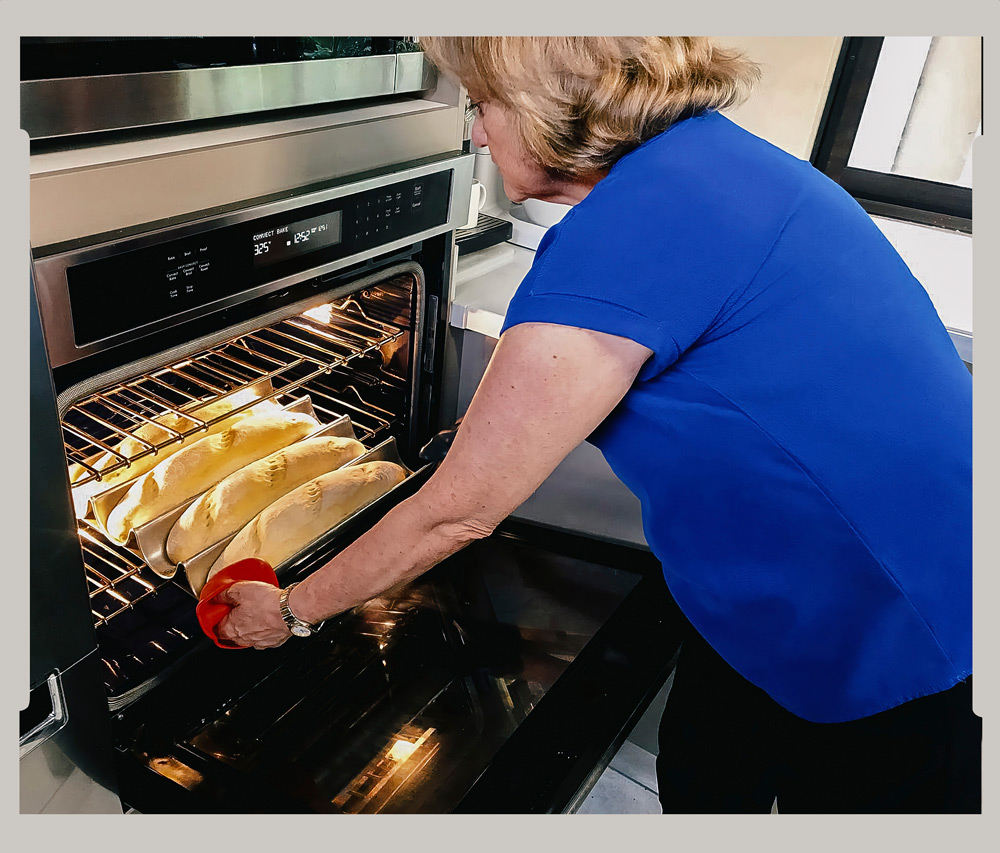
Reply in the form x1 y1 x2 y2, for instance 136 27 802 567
251 210 343 267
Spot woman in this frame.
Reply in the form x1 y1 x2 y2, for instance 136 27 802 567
217 37 978 813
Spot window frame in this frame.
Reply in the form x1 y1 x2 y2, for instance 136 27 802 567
810 36 974 234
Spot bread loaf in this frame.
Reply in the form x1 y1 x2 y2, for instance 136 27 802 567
166 435 366 564
68 389 278 517
105 410 318 543
207 460 406 581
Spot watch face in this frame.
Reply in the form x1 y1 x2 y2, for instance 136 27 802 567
290 624 312 637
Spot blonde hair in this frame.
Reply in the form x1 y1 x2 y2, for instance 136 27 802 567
420 37 760 179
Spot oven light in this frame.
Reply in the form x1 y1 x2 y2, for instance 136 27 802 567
387 739 417 762
149 756 204 790
302 304 334 324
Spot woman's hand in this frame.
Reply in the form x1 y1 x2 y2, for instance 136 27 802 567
216 581 291 649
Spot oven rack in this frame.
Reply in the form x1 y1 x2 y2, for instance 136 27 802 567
63 296 406 487
81 522 173 627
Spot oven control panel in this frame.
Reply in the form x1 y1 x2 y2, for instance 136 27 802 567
164 243 213 301
66 170 452 348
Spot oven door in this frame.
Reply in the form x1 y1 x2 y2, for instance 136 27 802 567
110 520 683 814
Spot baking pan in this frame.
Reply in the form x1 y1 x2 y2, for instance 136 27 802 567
185 435 415 595
76 378 280 522
94 395 333 579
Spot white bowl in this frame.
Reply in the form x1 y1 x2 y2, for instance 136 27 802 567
520 198 571 228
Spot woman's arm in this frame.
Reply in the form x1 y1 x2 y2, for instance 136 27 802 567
217 322 652 647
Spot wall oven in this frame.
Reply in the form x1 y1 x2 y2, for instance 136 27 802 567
23 56 684 814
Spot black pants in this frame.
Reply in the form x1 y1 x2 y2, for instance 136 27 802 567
655 626 982 813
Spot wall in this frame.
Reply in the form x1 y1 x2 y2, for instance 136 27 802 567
717 36 842 161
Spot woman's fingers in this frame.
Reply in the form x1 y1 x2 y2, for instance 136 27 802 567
218 613 289 649
213 582 289 649
215 580 274 605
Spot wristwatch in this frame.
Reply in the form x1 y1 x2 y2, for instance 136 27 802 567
279 583 319 637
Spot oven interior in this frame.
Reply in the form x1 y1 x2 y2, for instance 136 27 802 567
57 271 421 706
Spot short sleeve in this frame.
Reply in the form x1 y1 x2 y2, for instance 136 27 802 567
501 216 681 381
499 115 801 381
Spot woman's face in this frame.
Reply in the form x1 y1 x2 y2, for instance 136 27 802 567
470 99 574 204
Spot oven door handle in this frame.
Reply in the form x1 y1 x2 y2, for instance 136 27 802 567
19 672 68 759
418 418 463 464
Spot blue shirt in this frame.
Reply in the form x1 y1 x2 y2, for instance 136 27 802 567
500 111 972 723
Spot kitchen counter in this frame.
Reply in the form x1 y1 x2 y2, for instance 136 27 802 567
451 242 535 338
451 205 554 336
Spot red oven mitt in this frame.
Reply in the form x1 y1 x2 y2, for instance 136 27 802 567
196 558 279 649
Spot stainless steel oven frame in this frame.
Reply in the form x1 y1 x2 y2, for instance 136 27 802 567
24 162 473 810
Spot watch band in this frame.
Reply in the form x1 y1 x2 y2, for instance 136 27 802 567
279 582 318 637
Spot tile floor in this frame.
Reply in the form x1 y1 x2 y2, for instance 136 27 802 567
576 739 661 814
576 672 672 814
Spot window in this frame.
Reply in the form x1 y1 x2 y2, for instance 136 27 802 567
811 36 980 233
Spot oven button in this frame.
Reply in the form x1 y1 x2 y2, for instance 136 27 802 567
198 262 210 273
166 271 179 282
169 289 179 298
185 284 195 294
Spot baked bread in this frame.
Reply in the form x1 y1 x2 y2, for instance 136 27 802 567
68 389 278 517
166 435 366 564
206 460 406 581
105 410 318 543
